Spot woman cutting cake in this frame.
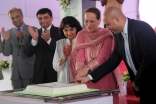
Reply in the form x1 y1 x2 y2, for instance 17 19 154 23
70 7 124 104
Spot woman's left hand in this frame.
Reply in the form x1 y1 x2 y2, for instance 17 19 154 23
76 67 89 79
64 43 72 56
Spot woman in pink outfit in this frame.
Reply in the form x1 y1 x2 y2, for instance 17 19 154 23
70 7 127 104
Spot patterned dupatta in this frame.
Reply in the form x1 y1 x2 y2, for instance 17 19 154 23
70 28 114 77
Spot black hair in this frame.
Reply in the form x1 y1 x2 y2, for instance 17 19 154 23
36 8 52 17
59 16 82 38
85 7 101 20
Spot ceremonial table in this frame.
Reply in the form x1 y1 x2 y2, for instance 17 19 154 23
0 89 119 104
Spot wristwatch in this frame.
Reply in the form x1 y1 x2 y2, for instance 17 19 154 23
85 66 90 71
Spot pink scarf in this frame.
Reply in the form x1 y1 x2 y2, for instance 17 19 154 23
70 28 114 76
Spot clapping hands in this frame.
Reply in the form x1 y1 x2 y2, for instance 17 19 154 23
1 27 10 41
63 43 72 58
41 30 51 42
59 43 72 66
28 26 38 40
16 29 24 40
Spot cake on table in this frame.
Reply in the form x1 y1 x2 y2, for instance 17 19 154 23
14 82 98 97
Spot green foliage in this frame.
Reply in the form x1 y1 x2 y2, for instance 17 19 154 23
122 71 130 82
60 0 71 11
0 59 10 70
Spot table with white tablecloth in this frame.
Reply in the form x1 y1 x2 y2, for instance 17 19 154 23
0 95 113 104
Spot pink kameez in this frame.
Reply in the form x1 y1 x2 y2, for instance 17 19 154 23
70 28 127 104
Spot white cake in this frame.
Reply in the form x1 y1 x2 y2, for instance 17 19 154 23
24 82 90 95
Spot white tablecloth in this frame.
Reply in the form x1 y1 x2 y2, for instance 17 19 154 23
0 95 113 104
0 68 12 91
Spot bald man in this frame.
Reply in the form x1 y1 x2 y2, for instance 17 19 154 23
77 6 156 104
100 0 124 28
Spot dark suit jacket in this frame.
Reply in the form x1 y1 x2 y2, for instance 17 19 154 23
91 18 156 95
24 25 62 84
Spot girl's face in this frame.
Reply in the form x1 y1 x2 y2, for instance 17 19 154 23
63 25 77 40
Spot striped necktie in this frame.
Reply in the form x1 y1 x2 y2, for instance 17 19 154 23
18 28 20 31
44 29 47 33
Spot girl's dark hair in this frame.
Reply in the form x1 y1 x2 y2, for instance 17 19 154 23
85 7 101 20
59 16 82 38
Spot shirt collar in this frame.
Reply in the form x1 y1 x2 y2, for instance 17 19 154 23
15 23 25 31
121 18 128 34
42 24 52 32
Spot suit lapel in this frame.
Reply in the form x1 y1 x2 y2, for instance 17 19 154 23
22 24 29 37
127 18 135 62
118 33 127 60
50 25 55 38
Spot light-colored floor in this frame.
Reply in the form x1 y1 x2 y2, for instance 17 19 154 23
0 68 12 91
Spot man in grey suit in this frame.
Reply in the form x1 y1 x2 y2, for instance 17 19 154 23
0 7 36 89
0 39 3 80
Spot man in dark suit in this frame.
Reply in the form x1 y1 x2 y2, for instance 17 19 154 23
0 8 36 89
24 8 61 84
77 6 156 104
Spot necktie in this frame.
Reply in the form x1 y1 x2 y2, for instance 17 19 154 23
18 28 20 31
122 33 137 75
17 28 20 42
44 29 47 33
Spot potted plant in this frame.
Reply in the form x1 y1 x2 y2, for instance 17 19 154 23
122 70 130 95
0 59 10 71
122 71 130 82
60 0 71 10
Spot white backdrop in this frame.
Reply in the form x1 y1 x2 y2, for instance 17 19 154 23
139 0 156 28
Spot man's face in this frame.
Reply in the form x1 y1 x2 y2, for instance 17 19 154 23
37 13 53 29
9 10 24 27
104 15 121 34
100 0 107 6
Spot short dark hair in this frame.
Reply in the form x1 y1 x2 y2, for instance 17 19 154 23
36 8 52 17
85 7 101 20
59 16 82 38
